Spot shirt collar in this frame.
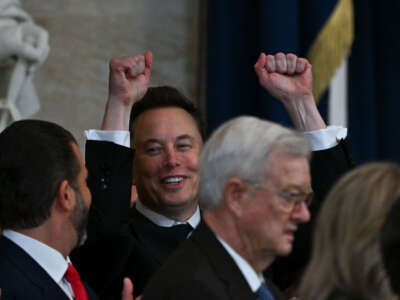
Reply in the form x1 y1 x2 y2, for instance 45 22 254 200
217 235 263 292
136 199 201 228
3 230 69 284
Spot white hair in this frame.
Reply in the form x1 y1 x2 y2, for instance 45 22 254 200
198 116 311 209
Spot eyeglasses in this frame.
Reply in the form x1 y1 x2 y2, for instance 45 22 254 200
251 183 313 213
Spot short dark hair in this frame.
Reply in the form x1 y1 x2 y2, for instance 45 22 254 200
0 120 80 229
381 197 400 294
129 86 206 140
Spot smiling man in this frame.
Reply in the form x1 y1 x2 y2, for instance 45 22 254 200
142 116 311 300
129 94 204 221
73 81 207 298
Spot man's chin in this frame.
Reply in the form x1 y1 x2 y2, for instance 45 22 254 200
278 242 293 257
162 194 197 209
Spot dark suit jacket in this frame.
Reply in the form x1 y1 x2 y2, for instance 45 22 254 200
72 139 353 299
142 221 286 300
0 235 99 300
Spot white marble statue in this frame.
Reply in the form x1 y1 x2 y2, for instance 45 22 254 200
0 0 49 130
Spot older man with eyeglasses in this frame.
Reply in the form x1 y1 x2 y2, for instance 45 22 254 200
142 116 313 300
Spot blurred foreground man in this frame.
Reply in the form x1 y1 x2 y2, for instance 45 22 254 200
143 116 312 300
0 120 134 300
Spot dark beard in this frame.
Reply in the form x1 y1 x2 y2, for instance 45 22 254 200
70 190 89 247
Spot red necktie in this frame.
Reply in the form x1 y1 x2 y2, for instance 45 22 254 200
64 264 89 300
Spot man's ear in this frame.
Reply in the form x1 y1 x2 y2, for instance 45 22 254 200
132 150 137 185
132 168 136 185
223 178 248 217
55 180 75 212
130 185 138 207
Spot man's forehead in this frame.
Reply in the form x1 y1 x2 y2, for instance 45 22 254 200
266 150 310 187
143 134 195 144
133 107 202 142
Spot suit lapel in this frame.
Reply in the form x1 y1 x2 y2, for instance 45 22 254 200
190 222 258 300
265 278 287 300
129 207 185 266
190 222 287 300
0 236 70 300
84 282 101 300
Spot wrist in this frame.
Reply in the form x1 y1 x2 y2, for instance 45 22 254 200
101 96 133 130
283 95 327 131
107 92 134 106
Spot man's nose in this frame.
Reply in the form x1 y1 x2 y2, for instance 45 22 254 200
291 201 311 223
164 147 180 168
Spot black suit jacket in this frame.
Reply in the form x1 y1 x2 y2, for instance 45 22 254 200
72 205 192 299
72 139 353 299
142 221 286 300
0 236 99 300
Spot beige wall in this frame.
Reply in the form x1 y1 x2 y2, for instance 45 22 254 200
21 0 204 151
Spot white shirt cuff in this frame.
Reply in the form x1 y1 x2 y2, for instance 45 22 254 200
84 130 130 148
303 126 347 151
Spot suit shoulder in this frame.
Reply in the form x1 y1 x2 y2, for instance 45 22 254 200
143 277 228 300
0 258 42 299
143 240 228 299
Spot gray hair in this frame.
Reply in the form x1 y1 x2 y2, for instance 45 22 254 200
198 116 311 209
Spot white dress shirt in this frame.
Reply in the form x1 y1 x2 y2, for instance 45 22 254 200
303 126 347 151
217 236 264 293
136 199 201 229
85 126 348 153
85 129 130 148
2 230 75 300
